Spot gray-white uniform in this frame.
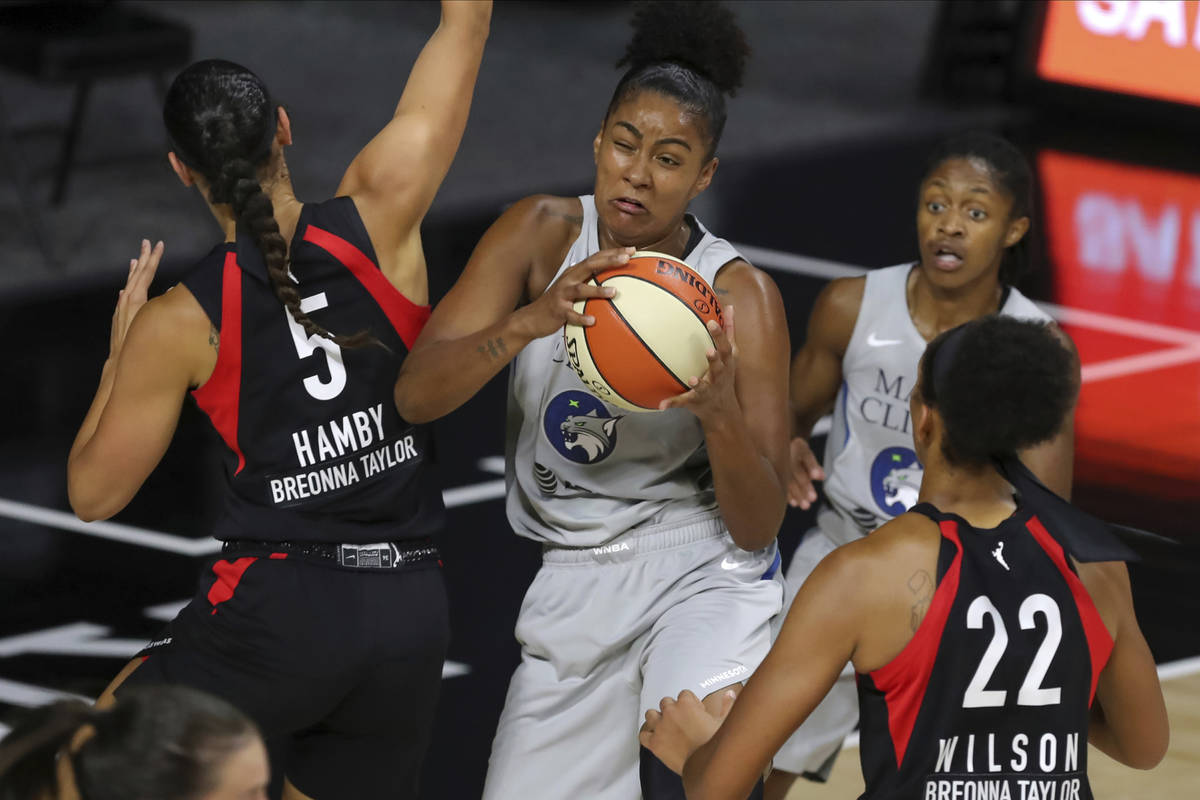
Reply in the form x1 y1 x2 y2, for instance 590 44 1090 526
773 262 1052 778
483 196 783 800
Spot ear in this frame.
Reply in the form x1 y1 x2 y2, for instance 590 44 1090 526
690 156 719 201
167 151 194 187
1003 215 1030 248
593 128 603 166
913 399 935 453
276 106 293 147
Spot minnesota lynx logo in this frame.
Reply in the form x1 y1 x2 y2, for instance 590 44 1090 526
870 446 924 516
543 391 623 464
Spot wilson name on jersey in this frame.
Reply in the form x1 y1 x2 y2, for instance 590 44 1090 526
855 504 1113 800
183 197 444 544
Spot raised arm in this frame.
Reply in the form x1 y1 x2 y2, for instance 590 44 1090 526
393 196 631 423
68 244 214 521
337 1 491 255
662 262 790 551
1079 560 1169 769
786 276 862 508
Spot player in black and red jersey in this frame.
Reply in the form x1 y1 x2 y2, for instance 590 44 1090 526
66 3 490 798
639 315 1169 799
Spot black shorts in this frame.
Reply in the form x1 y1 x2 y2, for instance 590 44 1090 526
119 547 449 800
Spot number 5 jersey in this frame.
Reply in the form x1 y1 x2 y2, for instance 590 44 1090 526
856 502 1114 800
181 196 444 544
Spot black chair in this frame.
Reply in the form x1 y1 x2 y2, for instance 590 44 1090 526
0 1 192 265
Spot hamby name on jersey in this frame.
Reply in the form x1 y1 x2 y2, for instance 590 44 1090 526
925 730 1084 800
273 397 421 507
268 434 422 507
291 403 388 468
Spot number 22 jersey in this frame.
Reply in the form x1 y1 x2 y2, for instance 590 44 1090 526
181 196 444 544
856 503 1114 800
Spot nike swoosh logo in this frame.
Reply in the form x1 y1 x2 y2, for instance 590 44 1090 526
867 332 903 347
720 557 743 570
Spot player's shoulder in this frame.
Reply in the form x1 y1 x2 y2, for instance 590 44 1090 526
502 194 583 233
803 275 865 356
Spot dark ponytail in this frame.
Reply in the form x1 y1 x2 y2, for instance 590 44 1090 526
608 1 749 159
0 686 259 800
0 701 94 800
164 59 369 348
919 132 1035 286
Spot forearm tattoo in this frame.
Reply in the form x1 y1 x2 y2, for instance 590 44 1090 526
208 324 220 354
477 337 507 361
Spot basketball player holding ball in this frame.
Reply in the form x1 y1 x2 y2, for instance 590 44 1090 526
766 133 1076 799
640 316 1168 800
393 2 788 797
66 2 490 797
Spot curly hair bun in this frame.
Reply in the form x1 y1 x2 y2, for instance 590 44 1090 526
618 1 749 95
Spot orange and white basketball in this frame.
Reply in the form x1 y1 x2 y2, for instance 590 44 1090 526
562 251 723 412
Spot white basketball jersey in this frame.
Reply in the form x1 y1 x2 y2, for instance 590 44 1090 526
818 263 1052 546
505 195 742 546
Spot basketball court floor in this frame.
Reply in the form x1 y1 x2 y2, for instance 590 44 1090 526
1 27 1198 799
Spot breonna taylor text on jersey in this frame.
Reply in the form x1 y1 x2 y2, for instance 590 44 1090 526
819 264 1052 546
505 195 742 547
182 196 444 544
855 503 1113 800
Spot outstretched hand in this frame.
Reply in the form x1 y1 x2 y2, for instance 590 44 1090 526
658 304 739 424
513 246 634 340
110 239 163 360
639 689 735 775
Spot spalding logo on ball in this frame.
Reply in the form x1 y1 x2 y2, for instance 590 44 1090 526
562 251 723 412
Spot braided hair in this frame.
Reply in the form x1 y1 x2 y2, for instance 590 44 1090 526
0 686 258 800
607 1 750 159
164 59 368 348
919 132 1036 286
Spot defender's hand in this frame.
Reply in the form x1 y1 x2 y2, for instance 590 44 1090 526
638 689 733 775
110 239 163 359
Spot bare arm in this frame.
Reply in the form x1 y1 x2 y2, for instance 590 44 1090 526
1080 561 1169 768
68 245 214 520
393 196 630 423
663 262 790 551
786 276 862 508
337 1 491 269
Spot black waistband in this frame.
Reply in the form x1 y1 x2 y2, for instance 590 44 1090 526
221 537 440 570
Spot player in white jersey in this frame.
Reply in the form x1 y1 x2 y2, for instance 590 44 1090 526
394 4 789 798
765 133 1079 800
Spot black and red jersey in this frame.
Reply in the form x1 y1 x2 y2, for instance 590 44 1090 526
856 503 1113 800
183 196 444 544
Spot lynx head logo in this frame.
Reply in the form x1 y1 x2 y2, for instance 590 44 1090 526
543 391 622 464
870 446 923 516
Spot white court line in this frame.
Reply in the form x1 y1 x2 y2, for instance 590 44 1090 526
0 498 221 556
1081 345 1200 384
737 243 1200 346
0 477 512 556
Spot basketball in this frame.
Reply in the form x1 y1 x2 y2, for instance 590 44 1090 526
563 251 724 412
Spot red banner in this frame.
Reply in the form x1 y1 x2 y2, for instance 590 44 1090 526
1038 1 1200 108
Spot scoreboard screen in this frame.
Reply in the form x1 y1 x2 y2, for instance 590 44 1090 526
1035 1 1200 109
